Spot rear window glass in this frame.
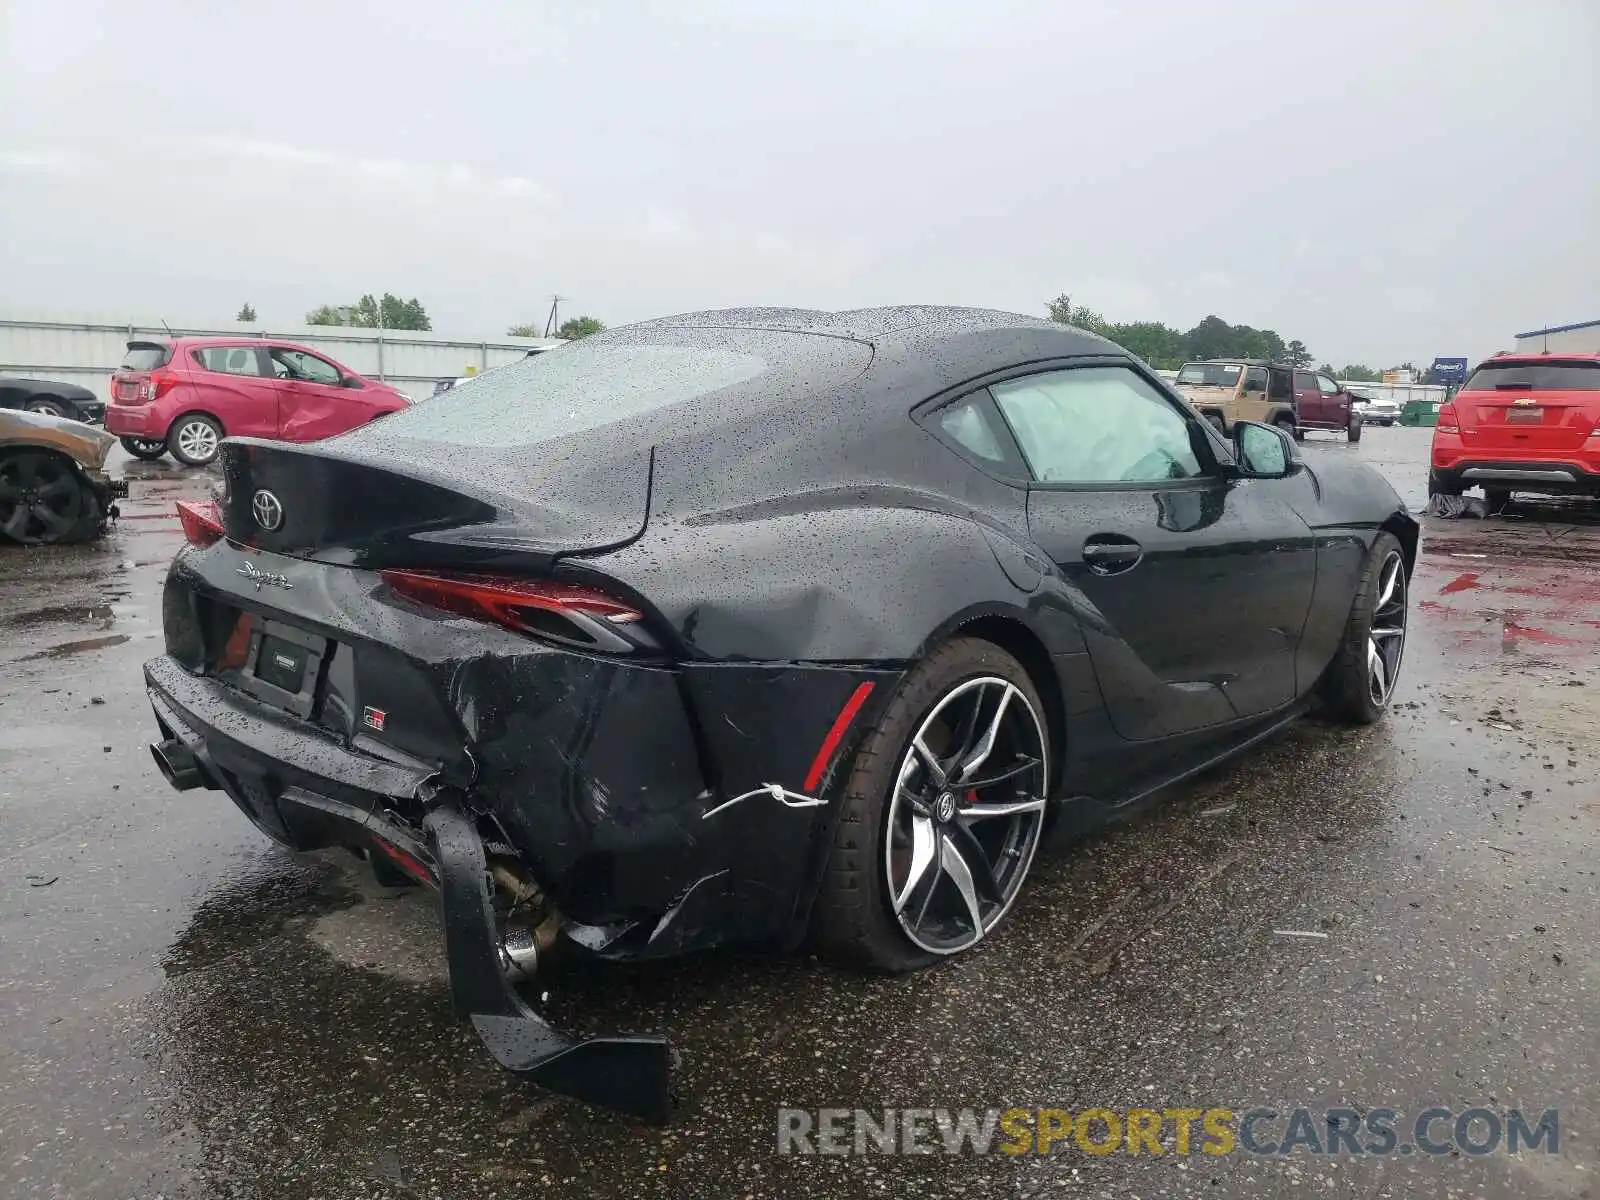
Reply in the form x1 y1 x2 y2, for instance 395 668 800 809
368 334 864 448
1464 362 1600 391
1176 363 1241 388
121 343 171 370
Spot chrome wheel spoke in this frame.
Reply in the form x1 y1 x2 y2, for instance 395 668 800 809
892 814 937 914
1367 639 1388 701
937 832 986 938
956 683 1014 782
911 735 948 788
959 756 1041 793
962 794 1046 820
1371 625 1405 640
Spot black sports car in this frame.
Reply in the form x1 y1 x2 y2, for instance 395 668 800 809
143 307 1415 1120
0 376 107 424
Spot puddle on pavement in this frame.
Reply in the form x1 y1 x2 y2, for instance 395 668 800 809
0 601 115 630
16 633 131 660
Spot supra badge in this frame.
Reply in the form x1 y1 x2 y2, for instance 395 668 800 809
235 561 294 591
362 706 387 732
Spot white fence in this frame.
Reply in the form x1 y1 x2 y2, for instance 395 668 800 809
0 312 564 402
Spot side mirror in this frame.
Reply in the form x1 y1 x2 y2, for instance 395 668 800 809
342 375 364 389
1231 420 1295 479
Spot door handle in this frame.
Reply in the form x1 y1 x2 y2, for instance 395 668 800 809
1081 536 1143 576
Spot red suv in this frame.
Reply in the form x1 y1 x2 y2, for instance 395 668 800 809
1429 354 1600 504
105 337 410 465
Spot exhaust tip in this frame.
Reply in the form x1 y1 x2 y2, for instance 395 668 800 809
150 739 205 791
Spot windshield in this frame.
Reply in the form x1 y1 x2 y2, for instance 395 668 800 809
1463 361 1600 392
1175 363 1242 388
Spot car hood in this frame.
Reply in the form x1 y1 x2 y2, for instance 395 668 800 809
0 408 115 469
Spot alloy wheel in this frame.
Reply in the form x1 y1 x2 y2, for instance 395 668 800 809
28 401 65 418
175 419 219 463
1367 550 1408 706
0 452 86 545
884 676 1048 955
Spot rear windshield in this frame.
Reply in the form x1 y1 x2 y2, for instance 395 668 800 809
121 342 172 370
368 332 869 448
1176 363 1242 388
1464 361 1600 392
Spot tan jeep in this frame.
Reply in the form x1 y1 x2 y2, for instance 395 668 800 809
1174 359 1361 443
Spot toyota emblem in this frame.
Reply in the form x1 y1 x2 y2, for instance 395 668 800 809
251 489 284 532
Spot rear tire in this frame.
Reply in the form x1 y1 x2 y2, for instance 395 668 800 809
1346 415 1362 443
811 637 1050 972
120 437 168 460
1319 533 1407 725
168 414 223 466
26 399 67 419
1206 414 1226 435
1274 415 1298 441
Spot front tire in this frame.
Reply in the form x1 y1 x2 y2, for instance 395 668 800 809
811 637 1050 971
168 414 223 466
1320 533 1408 724
1346 415 1362 443
0 450 104 545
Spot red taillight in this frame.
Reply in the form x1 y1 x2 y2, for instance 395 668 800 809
381 569 645 646
176 499 225 547
145 368 181 401
1436 403 1460 434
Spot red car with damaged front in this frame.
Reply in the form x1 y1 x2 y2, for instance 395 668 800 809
1429 353 1600 505
105 337 410 466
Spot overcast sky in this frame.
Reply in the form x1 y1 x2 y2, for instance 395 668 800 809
3 0 1596 365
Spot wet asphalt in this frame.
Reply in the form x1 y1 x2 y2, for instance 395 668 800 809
1 428 1597 1199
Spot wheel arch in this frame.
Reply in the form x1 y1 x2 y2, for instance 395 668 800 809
942 611 1067 795
1380 511 1419 575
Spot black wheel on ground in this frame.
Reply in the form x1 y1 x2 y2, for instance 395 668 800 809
1274 416 1298 441
168 414 223 466
810 637 1050 972
1427 469 1462 498
1346 414 1362 443
1206 414 1226 435
25 399 67 418
1319 532 1408 725
0 450 104 546
120 437 168 460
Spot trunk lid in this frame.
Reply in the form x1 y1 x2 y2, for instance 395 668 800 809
216 437 652 570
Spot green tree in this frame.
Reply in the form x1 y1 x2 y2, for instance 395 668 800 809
506 323 541 338
1045 294 1108 336
236 302 257 323
1103 320 1186 368
305 293 432 330
556 316 605 340
1339 364 1382 382
1286 339 1313 367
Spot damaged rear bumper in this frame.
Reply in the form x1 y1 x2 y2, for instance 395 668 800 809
143 648 896 1119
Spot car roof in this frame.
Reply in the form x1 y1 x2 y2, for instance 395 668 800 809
1481 352 1600 365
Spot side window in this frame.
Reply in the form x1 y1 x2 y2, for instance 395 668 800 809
931 393 1024 474
268 347 343 385
1317 374 1339 395
1243 366 1269 392
1293 370 1316 392
193 346 266 377
991 366 1203 485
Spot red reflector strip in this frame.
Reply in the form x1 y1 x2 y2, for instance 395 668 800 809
371 838 436 887
803 681 876 793
175 499 225 548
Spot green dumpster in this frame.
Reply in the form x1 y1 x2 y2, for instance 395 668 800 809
1400 399 1441 427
